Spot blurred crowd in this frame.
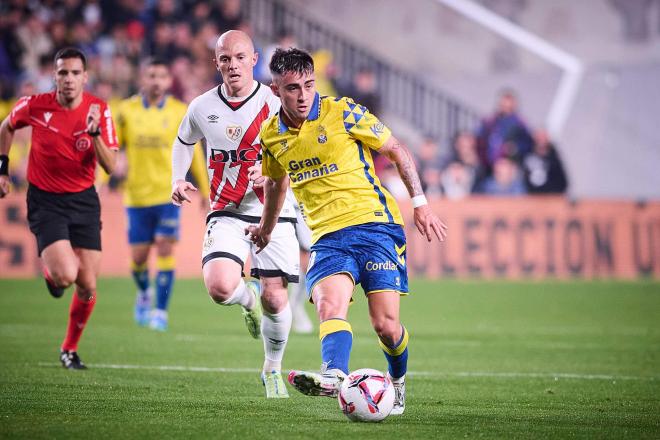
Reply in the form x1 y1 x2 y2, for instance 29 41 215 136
0 0 568 198
380 89 569 202
0 0 249 110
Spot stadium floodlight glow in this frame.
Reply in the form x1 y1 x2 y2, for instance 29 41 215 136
436 0 584 139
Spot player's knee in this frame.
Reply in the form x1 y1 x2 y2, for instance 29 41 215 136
206 279 236 304
372 318 401 346
314 295 346 321
208 287 233 304
260 287 288 313
75 275 97 294
50 267 77 288
155 238 175 257
132 255 149 266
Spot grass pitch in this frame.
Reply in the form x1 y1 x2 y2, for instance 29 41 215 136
0 278 659 439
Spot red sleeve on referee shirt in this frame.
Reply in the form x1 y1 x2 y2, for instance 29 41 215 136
9 96 32 130
100 102 119 150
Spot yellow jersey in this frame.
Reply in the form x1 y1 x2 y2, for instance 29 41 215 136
116 95 208 207
260 93 404 243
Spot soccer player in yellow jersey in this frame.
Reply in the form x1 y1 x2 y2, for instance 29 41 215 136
115 57 208 331
247 48 448 415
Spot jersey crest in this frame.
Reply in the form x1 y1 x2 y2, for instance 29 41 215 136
226 125 242 141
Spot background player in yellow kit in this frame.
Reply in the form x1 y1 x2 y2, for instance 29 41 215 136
115 57 208 331
247 48 447 415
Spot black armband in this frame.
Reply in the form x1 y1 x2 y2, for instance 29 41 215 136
0 154 9 175
88 129 101 137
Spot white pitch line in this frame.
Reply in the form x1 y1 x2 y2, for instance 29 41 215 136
37 362 257 373
408 371 657 381
36 362 657 381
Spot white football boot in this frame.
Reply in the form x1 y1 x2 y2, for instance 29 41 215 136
287 366 346 397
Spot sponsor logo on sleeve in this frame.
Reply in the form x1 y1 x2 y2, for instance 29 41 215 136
370 122 385 138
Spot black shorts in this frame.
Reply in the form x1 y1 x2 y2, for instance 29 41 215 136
27 184 102 255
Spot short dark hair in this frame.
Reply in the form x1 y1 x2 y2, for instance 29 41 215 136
143 56 170 69
269 47 314 77
54 47 87 69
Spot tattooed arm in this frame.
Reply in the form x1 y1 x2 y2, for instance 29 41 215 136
379 135 448 242
378 136 424 197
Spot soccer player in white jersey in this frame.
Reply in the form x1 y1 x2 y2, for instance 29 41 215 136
171 30 298 398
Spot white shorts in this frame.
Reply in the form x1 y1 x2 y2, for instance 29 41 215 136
294 204 312 252
201 216 300 282
287 188 312 252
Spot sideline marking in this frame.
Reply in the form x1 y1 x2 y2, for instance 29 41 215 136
37 363 657 381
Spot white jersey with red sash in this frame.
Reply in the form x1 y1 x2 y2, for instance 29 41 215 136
177 81 295 220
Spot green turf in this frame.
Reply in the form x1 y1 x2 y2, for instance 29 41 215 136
0 278 659 439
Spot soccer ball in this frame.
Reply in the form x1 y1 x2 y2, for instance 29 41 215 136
338 368 395 422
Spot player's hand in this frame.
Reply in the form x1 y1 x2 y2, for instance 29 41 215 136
171 179 197 206
244 224 271 254
248 163 265 189
413 205 448 242
86 103 101 134
0 175 10 198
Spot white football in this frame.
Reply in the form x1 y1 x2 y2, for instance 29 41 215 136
338 368 395 422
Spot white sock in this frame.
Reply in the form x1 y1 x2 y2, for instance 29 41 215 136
138 285 153 299
262 304 292 372
391 374 405 384
220 280 255 309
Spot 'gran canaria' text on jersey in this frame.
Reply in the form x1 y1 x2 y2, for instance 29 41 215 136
288 156 339 183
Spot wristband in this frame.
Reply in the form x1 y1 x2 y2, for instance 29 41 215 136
88 129 101 137
411 194 427 208
0 154 8 176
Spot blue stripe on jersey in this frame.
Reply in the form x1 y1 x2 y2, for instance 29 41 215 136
357 141 394 223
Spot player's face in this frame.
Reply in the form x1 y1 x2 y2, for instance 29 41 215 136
54 57 87 103
142 64 172 99
215 40 257 95
271 71 316 124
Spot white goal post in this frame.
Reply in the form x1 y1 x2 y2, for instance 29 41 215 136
436 0 584 139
